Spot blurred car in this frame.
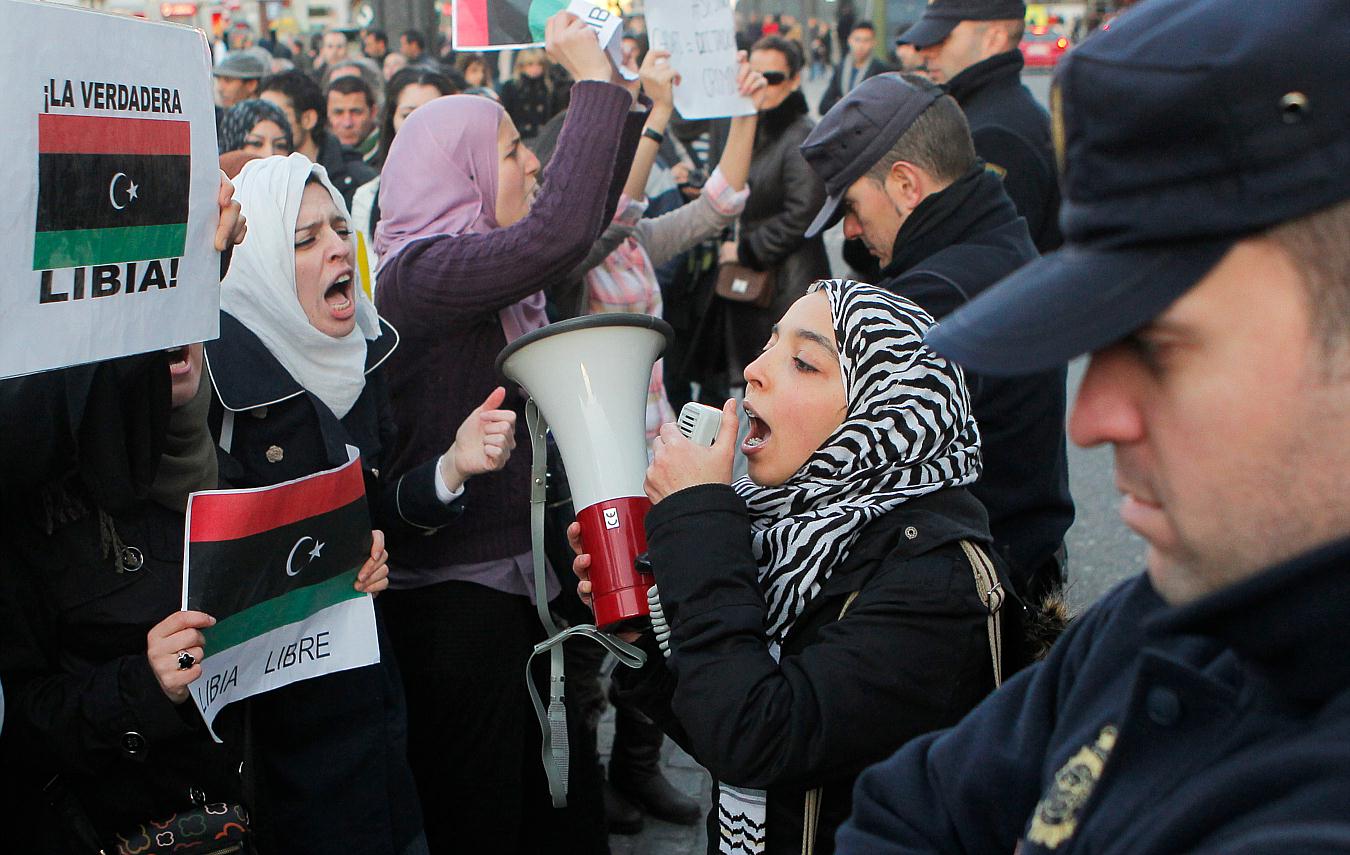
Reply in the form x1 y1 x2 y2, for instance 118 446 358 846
1021 25 1070 68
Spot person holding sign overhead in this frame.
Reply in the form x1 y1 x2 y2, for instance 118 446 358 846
372 11 647 854
717 35 831 386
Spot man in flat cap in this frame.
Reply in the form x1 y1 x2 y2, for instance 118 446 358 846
838 1 1350 851
901 0 1062 252
213 49 269 109
801 73 1074 608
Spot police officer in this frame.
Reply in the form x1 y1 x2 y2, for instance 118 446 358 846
801 73 1073 605
837 1 1350 851
900 0 1062 252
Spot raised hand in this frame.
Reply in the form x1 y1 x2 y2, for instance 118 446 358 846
544 12 612 84
440 386 518 491
640 49 680 114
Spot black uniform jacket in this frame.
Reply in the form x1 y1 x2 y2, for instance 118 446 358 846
203 311 459 854
880 167 1073 601
945 50 1063 253
616 483 1025 855
840 535 1350 854
0 356 241 848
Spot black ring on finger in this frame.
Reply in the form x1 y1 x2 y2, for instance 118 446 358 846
176 650 197 670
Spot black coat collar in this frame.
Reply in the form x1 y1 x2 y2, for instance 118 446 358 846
881 166 1023 278
820 487 992 597
945 50 1024 104
1150 535 1350 704
205 311 399 412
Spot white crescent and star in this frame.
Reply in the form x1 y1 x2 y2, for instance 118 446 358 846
108 172 139 211
285 536 326 576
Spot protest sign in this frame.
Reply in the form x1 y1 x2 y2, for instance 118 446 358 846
183 447 379 740
645 0 755 119
0 1 220 380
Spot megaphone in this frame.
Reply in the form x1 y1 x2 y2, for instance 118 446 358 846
497 314 675 630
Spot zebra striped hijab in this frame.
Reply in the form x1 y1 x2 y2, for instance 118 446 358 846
733 279 982 649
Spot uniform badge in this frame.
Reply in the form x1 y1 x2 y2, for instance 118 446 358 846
1026 724 1118 849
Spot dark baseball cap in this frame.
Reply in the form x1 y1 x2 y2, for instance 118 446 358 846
800 73 941 238
925 0 1350 376
899 0 1026 49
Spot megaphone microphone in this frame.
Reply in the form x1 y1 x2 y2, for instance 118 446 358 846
497 314 675 630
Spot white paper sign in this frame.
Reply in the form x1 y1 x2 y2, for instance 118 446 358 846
566 0 638 80
0 0 220 380
645 0 755 120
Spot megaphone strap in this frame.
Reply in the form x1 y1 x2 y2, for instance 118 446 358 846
525 399 648 809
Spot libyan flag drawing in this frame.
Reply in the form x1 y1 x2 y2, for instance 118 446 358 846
33 113 190 271
183 447 379 739
455 0 573 48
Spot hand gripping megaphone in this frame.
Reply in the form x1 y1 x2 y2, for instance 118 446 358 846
497 314 675 630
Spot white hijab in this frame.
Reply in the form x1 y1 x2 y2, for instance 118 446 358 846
221 154 381 418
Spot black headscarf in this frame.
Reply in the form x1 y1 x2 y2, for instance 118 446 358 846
217 98 294 155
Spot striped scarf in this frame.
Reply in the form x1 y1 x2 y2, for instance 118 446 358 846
717 279 982 854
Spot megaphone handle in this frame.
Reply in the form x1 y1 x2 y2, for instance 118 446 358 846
525 400 650 809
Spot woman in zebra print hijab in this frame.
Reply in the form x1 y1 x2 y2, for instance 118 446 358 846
576 279 1015 854
733 278 982 650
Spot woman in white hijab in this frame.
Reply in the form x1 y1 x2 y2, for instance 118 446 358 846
203 153 516 855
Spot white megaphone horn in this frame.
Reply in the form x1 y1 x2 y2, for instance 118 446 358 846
497 314 674 630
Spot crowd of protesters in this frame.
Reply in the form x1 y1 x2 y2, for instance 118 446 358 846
2 1 1349 854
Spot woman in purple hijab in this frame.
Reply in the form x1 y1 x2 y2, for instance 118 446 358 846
372 13 647 854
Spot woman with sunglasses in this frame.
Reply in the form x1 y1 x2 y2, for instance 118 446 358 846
718 35 831 389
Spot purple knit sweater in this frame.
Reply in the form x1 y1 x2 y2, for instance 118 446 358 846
375 81 644 583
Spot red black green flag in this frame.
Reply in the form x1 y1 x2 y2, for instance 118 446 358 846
34 113 190 271
183 450 380 737
455 0 569 48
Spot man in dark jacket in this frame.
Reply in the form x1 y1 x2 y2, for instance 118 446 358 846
818 21 892 116
837 2 1350 852
900 0 1062 252
259 70 375 209
802 73 1073 603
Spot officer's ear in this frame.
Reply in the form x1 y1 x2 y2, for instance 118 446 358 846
883 160 929 214
300 109 319 133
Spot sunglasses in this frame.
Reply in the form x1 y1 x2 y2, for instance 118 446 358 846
761 71 789 85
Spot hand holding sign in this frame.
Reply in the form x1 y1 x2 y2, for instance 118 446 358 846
640 50 681 116
148 610 216 704
645 0 755 120
545 12 612 84
354 529 389 595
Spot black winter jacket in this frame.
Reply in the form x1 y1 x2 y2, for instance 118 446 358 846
0 356 241 850
203 312 460 854
840 536 1350 854
616 484 1023 854
945 51 1063 253
879 167 1073 602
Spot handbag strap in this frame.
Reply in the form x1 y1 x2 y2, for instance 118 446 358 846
959 540 1005 688
800 590 860 855
800 542 1006 854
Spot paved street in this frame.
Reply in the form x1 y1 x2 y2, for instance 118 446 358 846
601 66 1143 854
